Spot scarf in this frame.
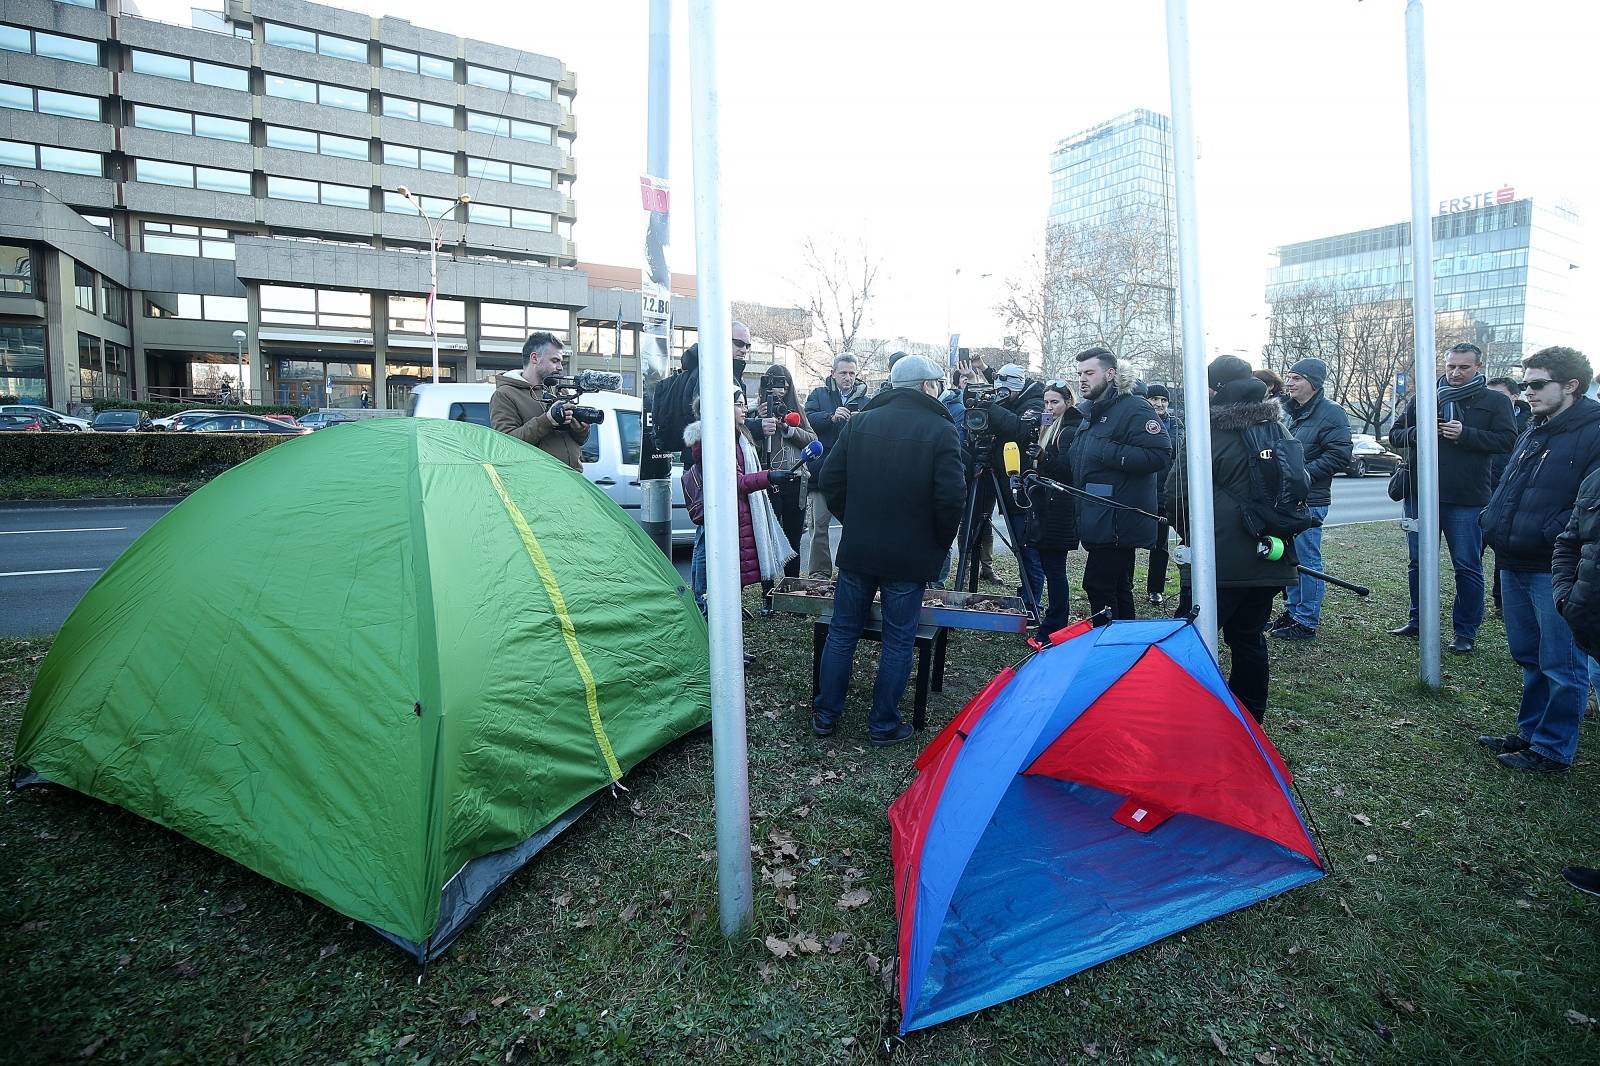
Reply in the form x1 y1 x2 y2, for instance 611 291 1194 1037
738 433 795 581
1437 373 1486 421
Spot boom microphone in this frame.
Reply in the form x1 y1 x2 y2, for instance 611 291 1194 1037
573 369 623 393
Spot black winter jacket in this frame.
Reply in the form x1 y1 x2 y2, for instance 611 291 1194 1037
1390 389 1518 507
1284 391 1353 508
1480 396 1600 572
1155 413 1184 512
1069 387 1171 550
818 387 966 583
1553 466 1600 658
980 380 1046 472
1168 382 1301 589
1024 408 1082 553
1488 399 1533 488
803 377 869 477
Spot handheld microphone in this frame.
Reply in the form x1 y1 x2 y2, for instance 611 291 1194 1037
1003 441 1024 506
786 440 823 473
783 412 802 428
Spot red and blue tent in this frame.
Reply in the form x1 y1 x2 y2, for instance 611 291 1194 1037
889 618 1325 1034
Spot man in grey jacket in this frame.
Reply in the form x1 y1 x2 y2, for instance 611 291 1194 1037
1271 357 1352 641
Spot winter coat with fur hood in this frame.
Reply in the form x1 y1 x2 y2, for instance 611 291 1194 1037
683 419 773 588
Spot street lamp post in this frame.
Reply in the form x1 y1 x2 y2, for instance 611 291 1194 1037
231 329 246 405
396 187 471 385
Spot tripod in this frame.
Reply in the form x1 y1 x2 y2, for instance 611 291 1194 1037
953 442 1041 624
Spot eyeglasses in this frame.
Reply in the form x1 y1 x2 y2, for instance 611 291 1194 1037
732 339 751 351
1518 378 1562 393
1045 380 1071 393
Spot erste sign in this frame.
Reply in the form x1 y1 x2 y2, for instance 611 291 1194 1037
1438 186 1514 215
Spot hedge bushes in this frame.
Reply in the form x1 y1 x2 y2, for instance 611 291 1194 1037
81 400 311 419
0 431 293 478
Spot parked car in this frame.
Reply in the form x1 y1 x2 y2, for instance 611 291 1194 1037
407 381 695 546
296 411 355 431
153 409 234 432
172 414 310 435
1345 437 1403 477
263 413 303 427
0 413 44 432
0 404 89 430
91 410 153 432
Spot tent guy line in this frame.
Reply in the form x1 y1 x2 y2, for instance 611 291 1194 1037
0 528 127 536
0 569 103 578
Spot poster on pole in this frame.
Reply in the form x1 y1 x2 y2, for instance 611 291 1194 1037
640 174 674 479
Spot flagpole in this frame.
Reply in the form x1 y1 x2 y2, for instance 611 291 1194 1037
637 0 675 557
1164 0 1218 651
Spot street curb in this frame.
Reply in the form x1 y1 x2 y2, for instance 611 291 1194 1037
0 497 186 511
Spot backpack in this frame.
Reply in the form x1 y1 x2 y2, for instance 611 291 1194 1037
1237 422 1320 539
651 372 698 454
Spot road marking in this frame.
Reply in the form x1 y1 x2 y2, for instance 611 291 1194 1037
0 568 102 578
0 527 126 536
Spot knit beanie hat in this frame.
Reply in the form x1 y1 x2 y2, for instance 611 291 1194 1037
1144 383 1170 401
1207 354 1253 391
1289 357 1328 391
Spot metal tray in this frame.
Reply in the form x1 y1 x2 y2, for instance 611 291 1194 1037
768 578 1030 634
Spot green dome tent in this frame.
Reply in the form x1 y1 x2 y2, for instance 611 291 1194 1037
13 418 710 959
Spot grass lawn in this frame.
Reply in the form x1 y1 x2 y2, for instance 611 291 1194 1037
2 523 1596 1064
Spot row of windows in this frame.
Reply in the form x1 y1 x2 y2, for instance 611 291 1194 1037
142 222 235 260
143 286 573 336
263 21 367 64
0 139 101 176
465 111 553 143
381 93 453 126
0 23 99 66
466 64 553 100
466 156 553 187
267 175 368 209
133 104 250 143
130 49 249 92
382 46 454 81
135 158 251 195
265 74 367 112
268 125 369 160
385 143 454 173
0 81 99 122
146 292 248 322
71 261 130 326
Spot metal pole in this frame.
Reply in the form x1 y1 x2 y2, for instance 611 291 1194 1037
1164 0 1218 652
688 0 753 936
637 0 675 557
428 228 440 385
1406 0 1441 689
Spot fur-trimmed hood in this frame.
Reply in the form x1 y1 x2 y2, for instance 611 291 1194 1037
683 419 702 449
1210 400 1285 431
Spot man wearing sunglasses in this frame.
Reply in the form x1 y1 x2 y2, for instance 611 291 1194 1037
1479 346 1600 773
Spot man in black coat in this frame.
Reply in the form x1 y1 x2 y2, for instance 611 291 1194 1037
1273 357 1353 642
962 362 1046 603
802 353 868 577
1486 375 1532 615
1143 384 1182 607
1389 342 1518 653
1168 357 1301 723
1478 346 1600 773
1070 346 1172 619
813 355 965 747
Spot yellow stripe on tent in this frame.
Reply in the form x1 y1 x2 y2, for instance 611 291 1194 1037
482 463 623 783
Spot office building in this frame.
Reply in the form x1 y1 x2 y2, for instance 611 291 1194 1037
1045 108 1179 379
0 0 726 410
1266 190 1582 374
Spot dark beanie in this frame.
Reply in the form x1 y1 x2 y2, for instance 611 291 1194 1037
1207 354 1253 391
1144 383 1169 401
1289 357 1328 391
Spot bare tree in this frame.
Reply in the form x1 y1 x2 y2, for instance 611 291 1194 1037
792 237 885 381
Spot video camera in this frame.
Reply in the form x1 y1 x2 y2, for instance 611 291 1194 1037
760 367 793 419
542 368 622 427
961 381 1014 436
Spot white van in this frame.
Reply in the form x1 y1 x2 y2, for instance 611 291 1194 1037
407 380 695 546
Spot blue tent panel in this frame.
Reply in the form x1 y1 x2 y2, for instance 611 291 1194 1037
904 776 1324 1033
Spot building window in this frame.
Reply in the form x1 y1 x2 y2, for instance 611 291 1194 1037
381 47 453 80
1 140 103 176
382 191 458 217
382 144 454 173
131 105 249 143
133 159 251 194
130 49 248 91
513 209 553 232
388 295 465 335
465 112 552 143
0 82 99 121
0 243 34 294
267 177 367 209
101 278 128 325
265 22 367 63
266 125 369 161
266 76 367 112
382 95 453 127
0 24 99 66
74 263 96 312
481 302 569 342
466 64 552 100
143 293 247 321
141 222 235 260
578 321 636 357
465 157 552 187
467 203 511 228
261 286 371 330
0 323 47 403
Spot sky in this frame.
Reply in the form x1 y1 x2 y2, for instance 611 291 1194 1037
142 0 1600 362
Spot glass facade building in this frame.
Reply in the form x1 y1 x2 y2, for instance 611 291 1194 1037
1266 195 1582 375
1049 108 1177 232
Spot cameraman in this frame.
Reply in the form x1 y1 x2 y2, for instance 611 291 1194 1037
490 331 590 472
961 362 1046 606
747 364 818 593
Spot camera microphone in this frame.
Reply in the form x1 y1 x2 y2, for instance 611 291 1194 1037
573 369 623 393
1003 441 1024 504
783 412 802 427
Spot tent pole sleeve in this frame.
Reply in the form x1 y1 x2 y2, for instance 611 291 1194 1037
689 0 755 937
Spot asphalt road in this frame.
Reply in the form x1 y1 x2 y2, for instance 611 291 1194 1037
0 476 1398 638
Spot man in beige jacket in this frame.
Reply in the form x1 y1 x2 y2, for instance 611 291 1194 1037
489 331 590 472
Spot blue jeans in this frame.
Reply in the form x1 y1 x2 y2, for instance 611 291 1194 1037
1019 546 1046 613
1285 505 1331 629
1500 569 1586 765
1406 502 1486 640
814 569 922 737
691 526 707 614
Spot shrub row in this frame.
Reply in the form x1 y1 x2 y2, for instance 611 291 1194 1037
79 399 311 419
0 431 292 478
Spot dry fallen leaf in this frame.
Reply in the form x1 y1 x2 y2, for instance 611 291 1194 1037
838 888 871 910
1209 1030 1229 1056
1566 1010 1594 1026
1339 897 1357 920
864 953 881 975
317 944 340 960
1255 1052 1278 1066
1352 813 1373 826
115 954 131 968
1082 1043 1101 1060
1365 854 1380 864
790 933 822 954
793 805 811 819
551 893 572 908
764 935 793 958
573 917 594 930
491 995 510 1007
826 931 851 954
619 902 640 922
777 892 800 915
769 868 797 890
394 1034 416 1049
456 1009 478 1027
